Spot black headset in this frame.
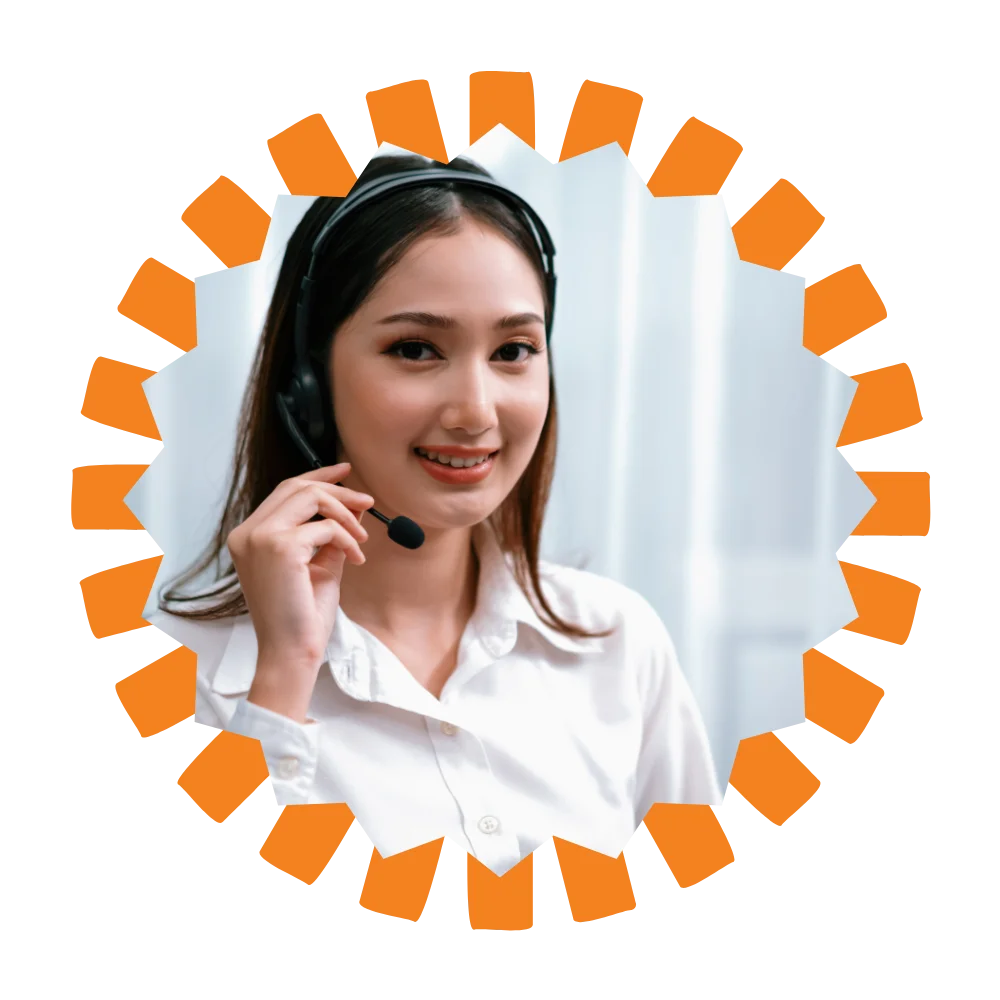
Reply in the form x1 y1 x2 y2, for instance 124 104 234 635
274 165 559 549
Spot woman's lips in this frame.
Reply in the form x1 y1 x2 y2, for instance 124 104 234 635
414 449 498 484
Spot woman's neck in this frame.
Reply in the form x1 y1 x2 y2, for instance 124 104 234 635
336 520 479 636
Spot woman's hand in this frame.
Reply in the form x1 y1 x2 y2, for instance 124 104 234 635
225 462 374 721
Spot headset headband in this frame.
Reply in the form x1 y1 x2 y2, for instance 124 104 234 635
293 167 557 368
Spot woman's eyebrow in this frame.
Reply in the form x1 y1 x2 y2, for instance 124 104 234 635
376 311 545 329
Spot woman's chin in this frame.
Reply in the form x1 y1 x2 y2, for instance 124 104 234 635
401 492 504 533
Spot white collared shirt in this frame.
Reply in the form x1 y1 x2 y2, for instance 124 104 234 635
149 522 720 876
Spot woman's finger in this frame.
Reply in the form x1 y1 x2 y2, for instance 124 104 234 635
265 485 372 540
294 518 366 566
251 463 373 522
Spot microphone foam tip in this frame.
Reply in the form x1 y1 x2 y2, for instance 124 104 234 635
387 516 425 550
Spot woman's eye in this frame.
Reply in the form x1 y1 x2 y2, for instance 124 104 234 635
387 340 540 363
494 342 538 363
389 341 438 362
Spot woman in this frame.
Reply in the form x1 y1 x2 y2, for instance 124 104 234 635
153 152 720 877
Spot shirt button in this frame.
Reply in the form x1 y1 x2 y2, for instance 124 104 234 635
276 756 299 779
440 721 459 736
477 815 501 835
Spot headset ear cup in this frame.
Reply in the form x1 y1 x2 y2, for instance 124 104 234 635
312 360 338 457
298 362 328 443
281 374 305 428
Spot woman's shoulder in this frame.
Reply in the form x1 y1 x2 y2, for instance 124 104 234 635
536 558 669 644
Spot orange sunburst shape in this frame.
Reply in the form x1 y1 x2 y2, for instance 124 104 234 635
840 560 921 646
466 69 535 149
80 355 160 441
365 77 448 163
465 854 535 934
72 462 148 530
802 649 886 743
180 177 272 269
257 803 355 885
733 177 826 271
115 645 196 738
851 469 934 538
837 361 924 448
729 733 823 827
266 112 358 198
642 802 736 889
80 555 163 639
358 837 445 923
177 729 269 823
552 837 639 924
115 257 198 351
802 264 889 357
559 80 645 163
117 84 900 916
646 115 743 198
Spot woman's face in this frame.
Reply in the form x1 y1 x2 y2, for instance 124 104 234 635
329 216 550 532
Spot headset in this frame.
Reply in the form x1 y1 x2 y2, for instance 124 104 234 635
275 166 559 550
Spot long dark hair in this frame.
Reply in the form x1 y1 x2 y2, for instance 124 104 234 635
158 152 611 640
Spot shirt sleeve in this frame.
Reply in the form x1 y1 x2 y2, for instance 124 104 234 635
632 596 722 824
226 699 322 805
148 612 319 809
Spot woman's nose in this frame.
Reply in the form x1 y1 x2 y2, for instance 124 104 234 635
439 362 498 436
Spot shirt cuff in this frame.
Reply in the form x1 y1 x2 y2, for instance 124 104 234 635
228 699 320 805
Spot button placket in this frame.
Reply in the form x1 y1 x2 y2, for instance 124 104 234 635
423 716 505 858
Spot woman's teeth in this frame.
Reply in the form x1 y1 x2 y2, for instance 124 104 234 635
416 448 493 468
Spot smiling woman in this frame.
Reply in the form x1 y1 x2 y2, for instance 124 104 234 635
149 152 720 875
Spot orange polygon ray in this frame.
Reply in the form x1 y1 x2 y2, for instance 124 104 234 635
366 80 448 162
181 176 271 268
80 555 161 638
71 465 147 529
647 117 743 196
851 472 931 535
642 803 735 887
117 258 197 351
552 839 635 921
804 264 887 355
359 839 444 921
732 179 825 270
559 79 643 161
469 71 535 147
260 804 355 884
116 645 197 737
267 114 357 197
803 649 884 743
467 853 533 930
178 731 269 823
838 364 922 446
840 561 921 644
81 357 160 440
728 732 820 825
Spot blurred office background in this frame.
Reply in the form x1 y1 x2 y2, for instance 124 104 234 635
128 130 873 789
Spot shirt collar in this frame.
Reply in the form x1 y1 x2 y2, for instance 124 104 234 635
467 520 603 659
210 521 601 696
